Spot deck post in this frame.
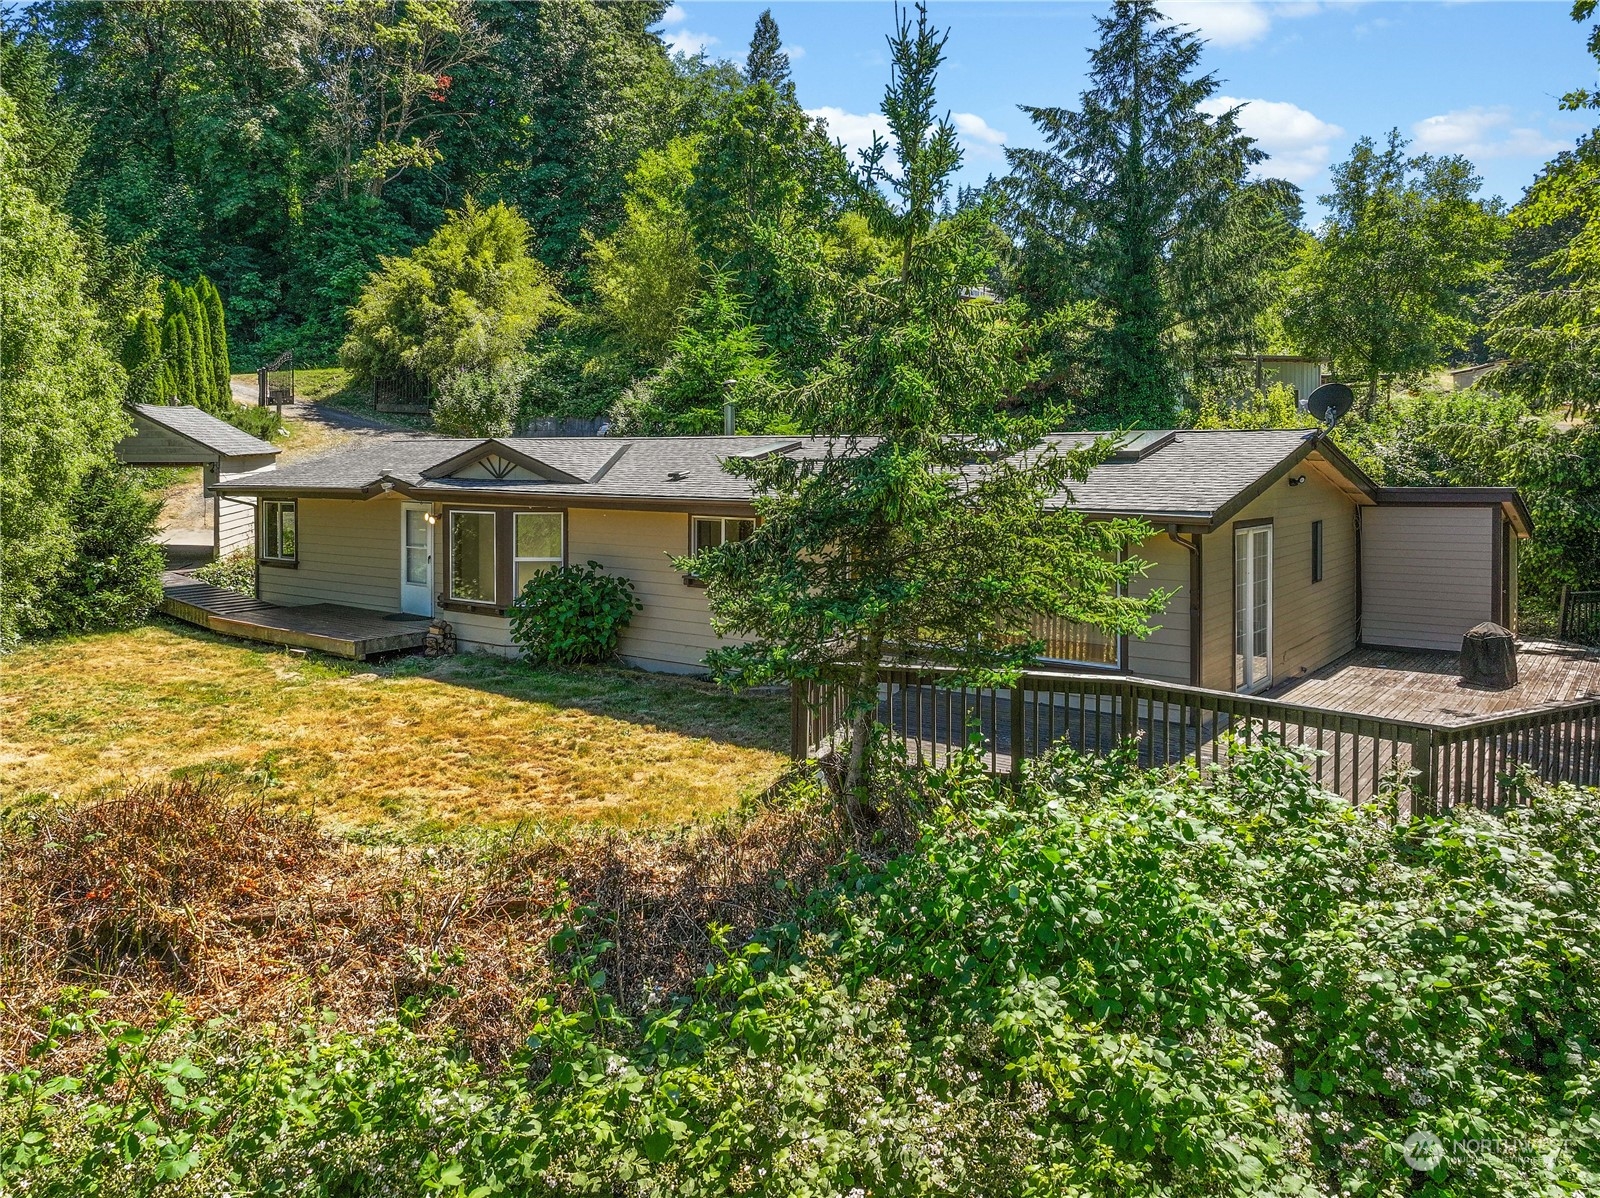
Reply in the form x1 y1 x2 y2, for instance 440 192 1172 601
1009 684 1025 786
789 681 807 761
1407 728 1435 818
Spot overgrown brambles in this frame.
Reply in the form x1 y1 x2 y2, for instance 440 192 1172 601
0 771 840 1073
6 742 1599 1196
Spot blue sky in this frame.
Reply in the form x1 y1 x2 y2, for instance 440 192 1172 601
658 1 1596 218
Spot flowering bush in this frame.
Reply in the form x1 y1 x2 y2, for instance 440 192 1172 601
7 740 1600 1196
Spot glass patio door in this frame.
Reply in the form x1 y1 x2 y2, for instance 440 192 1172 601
1234 524 1272 693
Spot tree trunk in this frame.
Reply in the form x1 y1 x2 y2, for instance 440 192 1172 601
840 631 886 827
1363 374 1377 421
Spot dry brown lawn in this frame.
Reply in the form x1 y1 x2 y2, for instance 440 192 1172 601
0 623 790 833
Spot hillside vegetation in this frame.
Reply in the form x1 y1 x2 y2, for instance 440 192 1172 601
6 739 1598 1196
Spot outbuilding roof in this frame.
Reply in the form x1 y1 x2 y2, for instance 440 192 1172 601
133 403 280 459
212 427 1389 529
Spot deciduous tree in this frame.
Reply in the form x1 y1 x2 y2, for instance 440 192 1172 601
1283 131 1501 416
341 198 559 386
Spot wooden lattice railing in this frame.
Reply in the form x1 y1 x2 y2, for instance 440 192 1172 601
792 666 1600 816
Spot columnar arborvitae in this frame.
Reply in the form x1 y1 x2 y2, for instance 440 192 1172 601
198 276 231 402
159 316 182 403
122 312 164 404
180 285 213 409
174 310 199 407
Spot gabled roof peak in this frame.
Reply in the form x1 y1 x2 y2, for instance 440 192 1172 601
419 438 629 485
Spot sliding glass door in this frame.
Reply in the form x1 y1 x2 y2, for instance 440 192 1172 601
1234 524 1272 693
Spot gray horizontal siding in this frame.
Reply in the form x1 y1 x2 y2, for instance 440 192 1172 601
1124 534 1192 685
258 496 403 613
1362 506 1494 651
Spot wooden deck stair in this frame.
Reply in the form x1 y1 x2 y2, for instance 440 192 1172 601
161 574 431 659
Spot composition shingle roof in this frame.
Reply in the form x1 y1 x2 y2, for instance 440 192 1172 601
213 427 1344 522
134 403 280 458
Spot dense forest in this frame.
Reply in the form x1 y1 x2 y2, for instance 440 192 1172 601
2 0 1598 638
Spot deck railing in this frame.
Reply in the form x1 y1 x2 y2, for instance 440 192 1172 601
1559 587 1600 647
791 666 1600 816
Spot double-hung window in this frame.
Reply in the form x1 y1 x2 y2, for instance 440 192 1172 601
513 512 564 593
260 499 297 563
449 510 497 603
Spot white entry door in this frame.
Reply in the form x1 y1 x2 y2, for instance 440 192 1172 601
1234 524 1273 693
400 504 434 616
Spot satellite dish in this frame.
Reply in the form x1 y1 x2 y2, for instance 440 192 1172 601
1307 382 1355 427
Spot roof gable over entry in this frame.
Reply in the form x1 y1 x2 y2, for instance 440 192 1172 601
419 438 629 485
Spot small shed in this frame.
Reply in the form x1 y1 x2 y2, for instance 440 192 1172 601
1244 354 1326 406
115 404 279 559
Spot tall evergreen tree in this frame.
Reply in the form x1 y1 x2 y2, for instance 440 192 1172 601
1005 0 1296 427
169 310 197 407
687 4 1163 814
198 276 231 401
121 311 163 404
180 283 213 407
743 9 792 94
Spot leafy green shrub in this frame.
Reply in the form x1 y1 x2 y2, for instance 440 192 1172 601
9 743 1600 1196
220 402 282 442
431 361 527 437
507 561 641 665
193 549 254 595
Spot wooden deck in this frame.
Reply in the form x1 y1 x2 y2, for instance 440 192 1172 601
161 574 431 659
1266 642 1600 726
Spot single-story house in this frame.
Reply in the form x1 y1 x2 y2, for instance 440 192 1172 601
115 403 279 559
209 428 1530 688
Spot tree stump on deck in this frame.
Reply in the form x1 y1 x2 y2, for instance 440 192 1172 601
1461 622 1517 689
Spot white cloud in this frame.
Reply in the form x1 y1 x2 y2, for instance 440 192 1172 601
658 4 717 58
951 112 1008 161
1412 107 1567 160
807 108 1010 168
1161 1 1331 49
806 107 892 168
785 43 806 61
1162 2 1273 48
1204 94 1344 185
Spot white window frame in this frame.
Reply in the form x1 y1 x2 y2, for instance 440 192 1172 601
512 511 565 594
692 516 756 555
1234 523 1274 693
259 499 297 563
448 509 498 605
